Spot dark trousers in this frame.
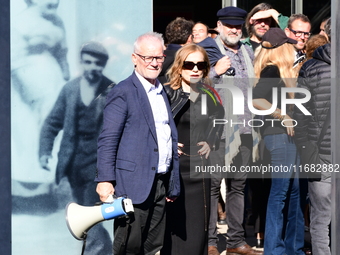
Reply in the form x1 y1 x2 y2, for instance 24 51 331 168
208 135 253 248
309 155 331 255
208 141 225 247
225 134 252 248
113 176 166 255
248 140 271 235
248 178 271 234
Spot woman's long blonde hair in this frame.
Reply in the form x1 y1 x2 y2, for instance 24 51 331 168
166 44 211 90
254 42 299 98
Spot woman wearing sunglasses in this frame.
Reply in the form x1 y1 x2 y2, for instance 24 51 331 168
161 44 224 255
252 28 304 255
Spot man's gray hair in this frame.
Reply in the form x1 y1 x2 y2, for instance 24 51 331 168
134 32 164 53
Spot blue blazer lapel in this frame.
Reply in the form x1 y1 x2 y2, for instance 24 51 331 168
132 73 158 143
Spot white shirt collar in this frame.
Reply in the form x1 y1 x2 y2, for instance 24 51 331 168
135 71 163 94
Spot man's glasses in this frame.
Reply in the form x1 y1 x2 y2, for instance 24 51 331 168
135 53 165 63
289 28 312 38
182 61 207 70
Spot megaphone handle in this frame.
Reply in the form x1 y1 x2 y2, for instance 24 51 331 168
105 194 114 203
80 232 87 255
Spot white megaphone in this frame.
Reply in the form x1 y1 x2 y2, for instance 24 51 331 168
65 196 134 240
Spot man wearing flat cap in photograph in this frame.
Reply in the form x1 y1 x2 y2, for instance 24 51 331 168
39 41 114 255
207 6 263 255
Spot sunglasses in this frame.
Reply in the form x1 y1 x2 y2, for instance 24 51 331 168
182 61 207 70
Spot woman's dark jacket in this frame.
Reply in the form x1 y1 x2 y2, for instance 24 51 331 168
294 43 331 155
164 84 224 150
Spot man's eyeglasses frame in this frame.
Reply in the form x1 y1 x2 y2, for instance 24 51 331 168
289 28 312 38
135 53 166 63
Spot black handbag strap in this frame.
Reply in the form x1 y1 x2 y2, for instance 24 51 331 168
317 109 331 147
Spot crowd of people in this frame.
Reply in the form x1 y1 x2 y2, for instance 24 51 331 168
94 4 332 255
35 2 332 255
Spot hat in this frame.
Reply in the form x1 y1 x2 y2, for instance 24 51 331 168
261 28 297 49
80 41 109 60
217 6 247 25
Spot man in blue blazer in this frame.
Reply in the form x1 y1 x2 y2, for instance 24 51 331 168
95 32 180 255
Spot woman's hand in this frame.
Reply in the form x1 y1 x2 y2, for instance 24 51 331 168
197 141 211 159
166 197 177 202
177 143 184 157
282 115 295 136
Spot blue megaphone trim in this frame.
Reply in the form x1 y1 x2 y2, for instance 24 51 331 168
101 197 127 220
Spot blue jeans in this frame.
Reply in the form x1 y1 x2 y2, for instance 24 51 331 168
263 134 304 255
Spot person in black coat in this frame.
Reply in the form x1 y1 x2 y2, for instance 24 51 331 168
294 18 332 255
161 44 224 255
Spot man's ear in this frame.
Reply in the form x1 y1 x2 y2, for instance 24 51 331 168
185 35 193 45
132 53 137 66
284 27 290 37
217 21 221 28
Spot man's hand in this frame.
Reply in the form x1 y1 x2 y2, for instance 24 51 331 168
214 56 231 76
96 182 115 202
39 155 52 171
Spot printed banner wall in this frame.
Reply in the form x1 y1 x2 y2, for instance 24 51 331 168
10 0 152 254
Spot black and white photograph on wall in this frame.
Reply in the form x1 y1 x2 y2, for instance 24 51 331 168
10 0 152 254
